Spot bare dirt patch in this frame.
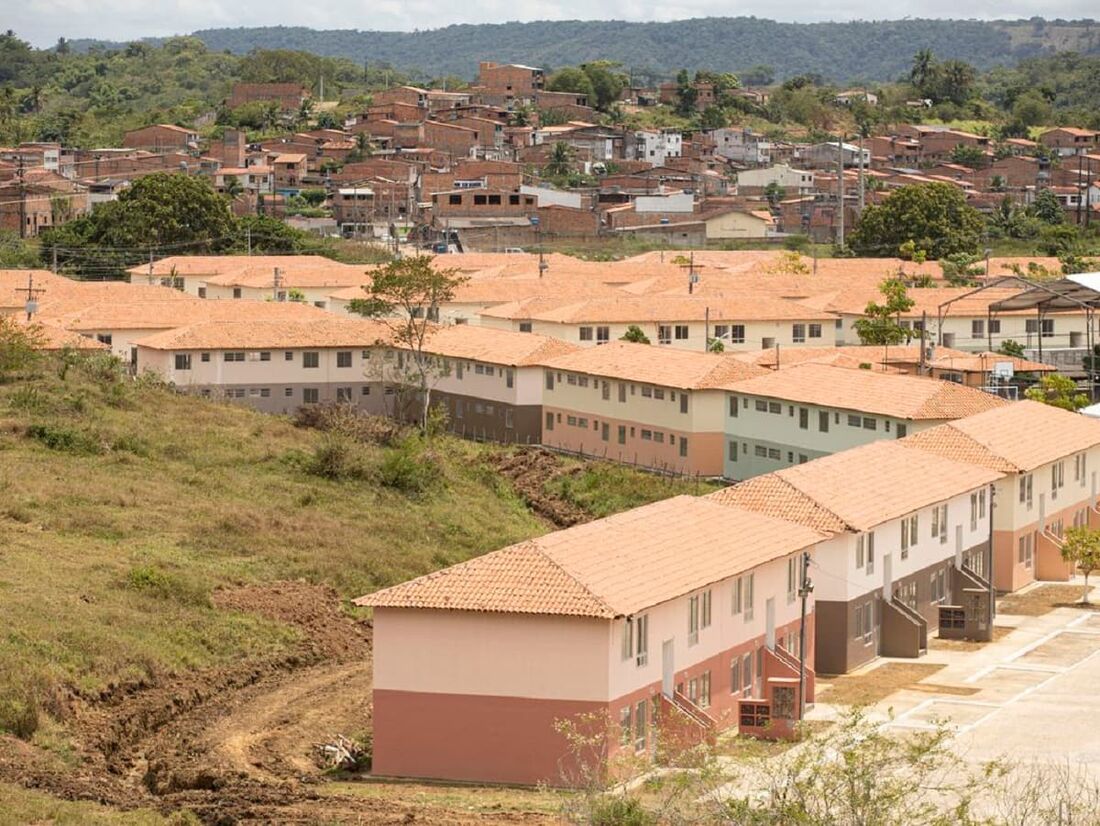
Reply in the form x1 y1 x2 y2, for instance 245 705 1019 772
488 447 587 527
998 584 1100 616
818 662 978 706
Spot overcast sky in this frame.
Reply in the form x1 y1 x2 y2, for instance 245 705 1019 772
11 0 1096 48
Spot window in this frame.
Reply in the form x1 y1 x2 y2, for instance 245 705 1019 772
767 447 781 460
896 423 907 438
862 417 877 431
688 595 700 645
618 425 626 444
509 194 520 206
744 573 754 620
799 407 809 430
979 487 987 519
174 354 191 370
336 387 352 403
361 385 371 396
602 422 610 442
641 429 652 441
621 618 634 662
545 411 554 431
642 385 652 398
303 352 319 369
855 601 874 642
792 323 806 343
701 590 712 628
1052 461 1065 499
755 400 768 412
675 325 689 340
579 326 593 341
1019 473 1033 508
284 387 293 397
545 371 554 390
730 658 741 695
901 514 918 559
596 326 610 344
856 534 865 569
730 325 745 344
819 410 829 433
653 388 665 400
970 493 979 531
658 325 672 345
932 503 948 544
285 351 294 361
448 194 462 205
487 194 501 205
473 194 487 205
754 444 767 458
768 401 781 415
1075 452 1088 484
1018 533 1034 567
848 414 862 428
519 321 532 333
931 568 947 603
336 351 352 368
809 323 822 339
303 388 319 404
729 395 739 417
972 319 985 339
197 287 206 298
728 440 738 461
743 653 753 692
679 437 688 458
699 671 711 709
619 707 632 746
232 287 242 299
714 324 729 340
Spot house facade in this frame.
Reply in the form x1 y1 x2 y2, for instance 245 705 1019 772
356 495 823 785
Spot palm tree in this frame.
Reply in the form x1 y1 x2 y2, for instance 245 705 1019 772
545 142 574 178
223 174 244 199
910 49 935 92
0 86 16 127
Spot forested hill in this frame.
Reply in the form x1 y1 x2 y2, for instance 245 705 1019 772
70 18 1100 82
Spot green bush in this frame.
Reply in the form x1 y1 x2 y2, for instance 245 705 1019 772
307 432 368 481
0 668 41 740
589 795 654 826
26 423 103 455
125 565 209 606
379 437 441 495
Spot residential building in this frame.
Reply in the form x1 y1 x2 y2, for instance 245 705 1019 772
227 83 311 112
710 128 771 166
800 142 871 169
736 164 815 196
355 495 823 784
721 362 1007 479
122 124 199 153
1039 127 1100 158
626 130 683 167
476 62 545 97
904 401 1100 592
711 439 1001 673
539 342 767 476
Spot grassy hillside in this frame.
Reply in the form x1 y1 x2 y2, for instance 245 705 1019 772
0 352 706 744
70 18 1100 82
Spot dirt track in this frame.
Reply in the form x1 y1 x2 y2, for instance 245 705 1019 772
0 582 553 824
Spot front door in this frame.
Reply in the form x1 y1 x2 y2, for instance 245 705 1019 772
661 639 674 697
765 597 776 650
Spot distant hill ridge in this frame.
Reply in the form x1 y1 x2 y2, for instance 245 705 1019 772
67 17 1100 82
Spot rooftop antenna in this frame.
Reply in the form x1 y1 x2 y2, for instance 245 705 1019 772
16 272 45 321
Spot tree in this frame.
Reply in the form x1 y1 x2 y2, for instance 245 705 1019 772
999 340 1025 358
546 67 596 104
545 142 574 178
347 255 468 432
1031 189 1065 225
910 49 936 92
1060 526 1100 603
1012 90 1053 128
740 64 775 86
580 61 627 111
950 144 987 169
939 252 984 286
674 69 698 117
853 277 915 345
620 325 650 344
1025 374 1089 411
0 316 44 381
849 183 985 259
938 59 977 105
763 181 786 207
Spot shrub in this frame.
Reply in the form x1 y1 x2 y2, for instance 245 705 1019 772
379 437 442 495
0 667 42 740
307 432 368 480
125 564 209 606
588 795 654 826
26 423 103 455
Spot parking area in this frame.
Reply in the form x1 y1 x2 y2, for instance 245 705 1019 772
810 582 1100 774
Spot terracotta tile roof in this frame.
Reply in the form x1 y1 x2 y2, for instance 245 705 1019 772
756 441 1002 531
481 294 833 324
421 325 580 366
927 351 1055 374
732 344 971 371
540 340 768 389
706 477 848 534
355 496 825 617
131 318 392 350
724 362 1007 419
43 298 329 332
20 321 108 351
903 400 1100 473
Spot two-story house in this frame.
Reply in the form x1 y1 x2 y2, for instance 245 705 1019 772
710 440 1002 673
538 341 767 476
903 400 1100 592
355 495 824 785
722 362 1006 479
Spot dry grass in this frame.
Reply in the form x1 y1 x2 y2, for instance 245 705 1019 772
818 662 978 706
927 625 1014 652
0 783 175 825
998 584 1100 616
323 780 562 818
713 719 833 761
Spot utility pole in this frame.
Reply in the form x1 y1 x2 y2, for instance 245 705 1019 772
797 550 814 720
273 267 283 301
857 133 866 214
836 135 845 249
16 272 45 321
17 155 26 239
1078 156 1085 227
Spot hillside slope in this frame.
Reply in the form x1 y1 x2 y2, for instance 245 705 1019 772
71 17 1100 81
0 351 709 822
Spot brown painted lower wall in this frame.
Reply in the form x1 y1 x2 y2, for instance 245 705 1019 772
433 390 542 444
816 546 986 674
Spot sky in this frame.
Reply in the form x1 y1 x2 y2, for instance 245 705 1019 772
10 0 1097 48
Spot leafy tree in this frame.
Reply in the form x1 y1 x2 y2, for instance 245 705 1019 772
1060 526 1100 603
1024 373 1089 411
546 67 595 103
620 325 650 344
699 106 727 130
939 252 984 286
347 255 468 432
998 340 1025 357
1012 90 1053 127
910 49 936 92
580 61 627 111
739 64 775 86
0 316 44 382
1031 189 1065 225
849 183 985 259
853 278 915 345
707 338 725 353
763 181 786 207
937 59 977 105
674 69 698 117
950 144 987 169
